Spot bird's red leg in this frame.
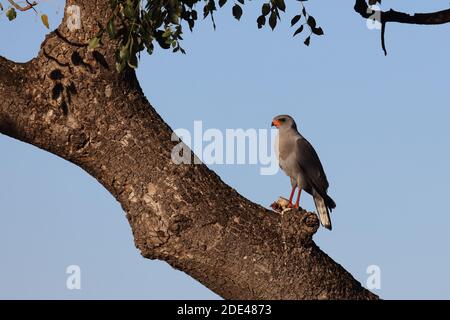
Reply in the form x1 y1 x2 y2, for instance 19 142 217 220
294 188 302 209
288 186 296 207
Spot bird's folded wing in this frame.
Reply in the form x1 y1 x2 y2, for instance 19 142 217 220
296 138 329 194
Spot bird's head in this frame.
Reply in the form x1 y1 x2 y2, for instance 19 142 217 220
271 115 297 130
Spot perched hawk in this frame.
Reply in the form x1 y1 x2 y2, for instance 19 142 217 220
272 114 336 230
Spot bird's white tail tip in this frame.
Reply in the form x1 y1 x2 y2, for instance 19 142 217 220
313 193 332 231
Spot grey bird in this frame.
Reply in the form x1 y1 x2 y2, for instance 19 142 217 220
272 115 336 230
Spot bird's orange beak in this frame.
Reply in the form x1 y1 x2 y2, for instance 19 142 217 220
271 119 281 128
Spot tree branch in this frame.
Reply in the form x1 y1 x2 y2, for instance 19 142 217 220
354 0 450 55
7 0 37 12
354 1 450 25
0 0 379 299
0 56 29 140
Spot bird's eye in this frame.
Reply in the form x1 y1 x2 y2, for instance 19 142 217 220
280 118 286 122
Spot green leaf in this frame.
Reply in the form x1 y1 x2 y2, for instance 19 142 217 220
269 11 277 30
155 30 171 49
291 15 301 27
275 0 286 12
116 60 126 73
88 37 101 51
312 26 324 36
123 3 135 18
293 25 303 37
257 15 266 29
261 3 270 16
170 13 179 24
41 14 49 29
307 16 317 28
203 4 210 18
119 44 129 60
107 19 116 38
304 36 311 46
6 8 17 21
232 4 242 20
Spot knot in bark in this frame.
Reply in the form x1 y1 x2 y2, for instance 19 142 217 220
272 197 320 248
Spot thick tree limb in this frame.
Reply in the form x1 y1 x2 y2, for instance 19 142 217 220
0 0 378 299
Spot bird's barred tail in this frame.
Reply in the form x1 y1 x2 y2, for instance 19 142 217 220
313 190 332 231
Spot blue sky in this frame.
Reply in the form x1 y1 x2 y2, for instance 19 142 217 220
1 1 450 299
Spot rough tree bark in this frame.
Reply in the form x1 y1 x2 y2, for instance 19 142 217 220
0 0 378 300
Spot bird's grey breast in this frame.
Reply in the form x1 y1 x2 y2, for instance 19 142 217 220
277 130 302 179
